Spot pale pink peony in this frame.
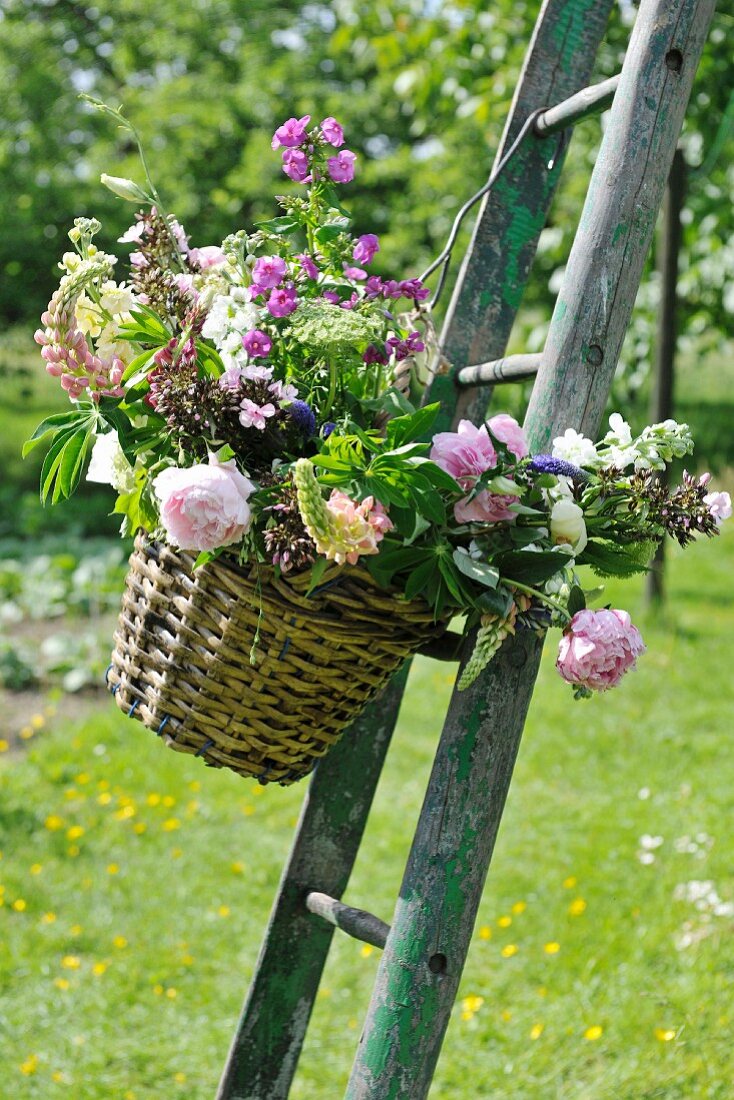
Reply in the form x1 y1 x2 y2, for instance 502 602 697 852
556 608 645 693
430 420 497 490
487 413 528 459
318 491 393 566
153 456 254 552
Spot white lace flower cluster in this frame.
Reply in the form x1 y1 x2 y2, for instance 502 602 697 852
553 414 694 472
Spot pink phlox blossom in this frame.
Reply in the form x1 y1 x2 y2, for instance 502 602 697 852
239 398 277 431
486 413 528 459
327 150 357 183
241 363 274 382
318 491 393 566
267 285 298 318
339 292 360 310
381 279 403 299
704 489 732 525
282 148 310 182
247 284 268 301
271 115 311 149
268 379 298 402
353 234 380 266
399 278 430 302
242 329 272 358
343 265 367 281
189 245 226 270
296 253 319 280
118 222 147 244
556 608 645 692
364 276 384 299
219 366 246 390
320 117 345 147
322 291 341 305
253 256 287 289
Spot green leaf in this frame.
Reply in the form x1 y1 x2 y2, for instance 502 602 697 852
403 557 437 601
255 216 299 235
580 540 652 578
452 550 500 588
23 410 91 457
567 584 586 617
314 224 347 244
305 556 330 595
495 549 571 587
475 587 515 618
385 403 440 448
120 348 156 385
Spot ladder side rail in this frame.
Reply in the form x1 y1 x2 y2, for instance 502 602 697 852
216 670 409 1100
346 2 715 1096
428 0 617 433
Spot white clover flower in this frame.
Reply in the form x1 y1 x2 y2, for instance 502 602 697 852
552 428 598 468
86 431 135 493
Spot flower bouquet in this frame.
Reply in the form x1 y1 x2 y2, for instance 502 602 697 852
27 103 731 784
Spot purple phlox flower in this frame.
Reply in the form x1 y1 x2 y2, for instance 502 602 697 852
170 218 190 255
322 290 341 305
239 398 277 431
529 454 586 480
282 148 310 182
353 234 380 266
363 344 389 366
343 265 367 281
382 279 403 299
339 292 359 310
253 255 288 289
271 115 311 150
242 329 272 358
269 379 298 402
242 363 274 382
400 277 430 302
130 251 147 268
219 366 245 390
247 284 268 301
296 253 319 280
327 149 357 183
189 245 226 270
321 422 336 439
267 285 298 318
286 399 317 437
320 116 345 147
364 276 384 299
386 335 411 362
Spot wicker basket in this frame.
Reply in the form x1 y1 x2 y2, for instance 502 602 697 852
106 535 446 785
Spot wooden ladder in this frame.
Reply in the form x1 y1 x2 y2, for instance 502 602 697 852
217 1 715 1096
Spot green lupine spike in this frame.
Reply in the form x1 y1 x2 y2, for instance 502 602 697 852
293 458 333 542
457 604 519 691
57 260 113 314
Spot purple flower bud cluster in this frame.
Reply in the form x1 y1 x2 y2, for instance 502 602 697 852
363 276 430 302
363 330 424 366
271 114 357 185
529 455 586 480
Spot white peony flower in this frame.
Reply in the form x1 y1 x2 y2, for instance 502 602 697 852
552 428 598 468
86 431 135 493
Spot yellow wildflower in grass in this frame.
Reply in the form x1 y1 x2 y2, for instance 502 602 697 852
231 861 245 874
501 1010 512 1022
70 925 83 936
97 792 112 805
174 1072 187 1084
0 739 9 753
162 818 180 832
497 916 512 928
478 925 492 941
171 848 183 859
45 815 65 831
153 984 164 996
530 1023 544 1040
512 901 527 915
501 944 518 958
569 898 587 916
67 845 80 858
584 1025 603 1041
76 773 91 785
186 800 199 814
92 962 108 976
166 987 177 999
41 912 57 924
360 944 373 958
20 1054 39 1076
462 995 484 1014
19 725 35 740
64 788 78 800
66 825 85 840
654 1027 676 1042
52 1071 67 1083
181 954 194 966
242 804 256 816
12 898 27 912
218 905 231 918
114 805 135 820
61 955 81 970
146 793 161 806
544 942 561 955
188 780 201 792
133 823 147 835
162 795 176 808
107 863 120 875
31 714 45 730
562 876 577 889
112 935 128 949
54 977 71 990
97 779 110 791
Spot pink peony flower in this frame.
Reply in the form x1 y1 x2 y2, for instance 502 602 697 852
430 420 497 491
153 456 254 552
242 329 272 358
189 245 226 270
282 148 309 182
487 413 528 459
319 492 393 566
320 116 345 147
353 234 380 265
556 608 645 693
327 150 357 183
253 256 287 289
239 398 277 430
271 114 311 150
704 490 732 525
267 285 298 318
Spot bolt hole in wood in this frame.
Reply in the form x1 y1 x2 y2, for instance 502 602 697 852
586 343 604 366
428 953 448 975
665 49 683 72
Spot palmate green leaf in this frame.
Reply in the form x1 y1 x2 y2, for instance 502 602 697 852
385 403 440 448
23 409 91 457
403 556 437 601
40 423 95 504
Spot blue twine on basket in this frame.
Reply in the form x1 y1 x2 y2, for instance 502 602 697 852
278 636 291 660
195 738 215 758
156 717 170 737
128 700 140 718
104 664 114 688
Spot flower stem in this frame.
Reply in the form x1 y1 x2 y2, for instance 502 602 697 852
504 578 571 622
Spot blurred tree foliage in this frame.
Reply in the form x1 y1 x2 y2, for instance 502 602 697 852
1 0 732 398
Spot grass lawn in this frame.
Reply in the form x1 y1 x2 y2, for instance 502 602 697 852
1 527 733 1098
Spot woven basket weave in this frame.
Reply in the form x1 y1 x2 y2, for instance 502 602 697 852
107 535 445 785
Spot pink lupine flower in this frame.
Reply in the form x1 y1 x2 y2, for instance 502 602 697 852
239 399 277 430
321 116 345 147
704 490 732 525
282 148 309 182
242 329 272 358
318 491 393 566
153 456 254 552
487 413 529 459
267 285 298 318
556 608 645 692
353 234 380 265
327 150 357 183
271 114 311 149
253 256 287 288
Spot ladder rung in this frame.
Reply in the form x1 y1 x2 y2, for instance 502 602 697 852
305 891 390 949
534 74 620 136
458 353 542 387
